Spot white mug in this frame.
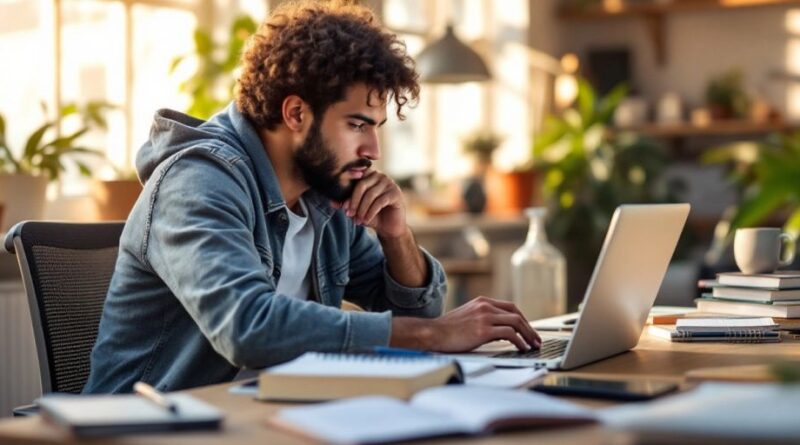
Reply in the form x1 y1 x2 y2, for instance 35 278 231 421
734 228 796 274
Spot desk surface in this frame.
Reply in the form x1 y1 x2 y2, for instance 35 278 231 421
2 330 799 445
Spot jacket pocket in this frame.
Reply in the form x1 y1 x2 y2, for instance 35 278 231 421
323 262 350 305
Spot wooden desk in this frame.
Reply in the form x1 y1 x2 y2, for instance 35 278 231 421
1 330 799 445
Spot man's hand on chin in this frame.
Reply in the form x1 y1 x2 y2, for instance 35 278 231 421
390 297 543 353
338 169 408 239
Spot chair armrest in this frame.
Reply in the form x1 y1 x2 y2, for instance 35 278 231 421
2 221 24 254
12 403 39 417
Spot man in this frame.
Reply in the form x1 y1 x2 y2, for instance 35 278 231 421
84 0 540 394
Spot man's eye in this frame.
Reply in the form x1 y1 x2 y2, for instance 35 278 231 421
348 122 365 132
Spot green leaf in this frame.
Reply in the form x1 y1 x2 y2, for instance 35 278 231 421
576 79 596 125
194 29 213 56
60 103 78 117
62 146 104 157
44 127 89 151
23 122 54 160
730 182 789 230
169 55 186 74
785 208 800 239
75 160 93 177
596 83 629 124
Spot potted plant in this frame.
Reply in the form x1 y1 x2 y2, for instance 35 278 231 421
0 102 109 231
702 132 800 265
91 166 142 221
532 79 677 307
170 15 257 119
705 69 750 120
459 130 502 214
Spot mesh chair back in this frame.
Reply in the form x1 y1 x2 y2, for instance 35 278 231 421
4 221 124 394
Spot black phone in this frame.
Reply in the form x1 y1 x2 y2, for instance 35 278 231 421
531 375 679 401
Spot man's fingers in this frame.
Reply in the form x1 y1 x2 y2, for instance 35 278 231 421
362 191 397 226
355 180 389 222
489 326 529 351
491 314 541 348
347 171 380 217
471 297 541 347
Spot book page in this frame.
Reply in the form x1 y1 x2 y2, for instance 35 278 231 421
267 352 452 377
465 367 547 388
410 386 595 432
274 396 467 444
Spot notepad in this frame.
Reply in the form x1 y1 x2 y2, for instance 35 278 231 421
37 393 223 437
258 352 462 401
271 386 596 444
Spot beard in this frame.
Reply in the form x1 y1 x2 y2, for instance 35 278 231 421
293 122 372 202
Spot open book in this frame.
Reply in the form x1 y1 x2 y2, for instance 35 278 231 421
271 386 596 444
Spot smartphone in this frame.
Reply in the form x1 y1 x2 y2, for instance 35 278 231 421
531 375 678 401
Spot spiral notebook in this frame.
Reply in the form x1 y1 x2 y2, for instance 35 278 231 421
257 352 463 402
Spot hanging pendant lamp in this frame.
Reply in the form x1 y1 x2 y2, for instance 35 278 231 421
415 24 491 84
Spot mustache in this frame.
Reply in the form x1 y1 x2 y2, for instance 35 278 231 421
339 158 373 174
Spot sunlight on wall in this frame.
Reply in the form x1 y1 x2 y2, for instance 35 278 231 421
489 0 530 172
0 0 55 152
131 5 196 160
785 9 800 121
60 1 126 175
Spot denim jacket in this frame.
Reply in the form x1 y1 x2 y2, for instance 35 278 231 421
83 103 447 394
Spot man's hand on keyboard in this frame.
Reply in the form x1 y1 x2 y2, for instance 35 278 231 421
390 296 541 353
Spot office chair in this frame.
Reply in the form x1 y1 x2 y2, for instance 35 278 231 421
3 221 124 416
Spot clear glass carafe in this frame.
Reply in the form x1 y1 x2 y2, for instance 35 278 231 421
511 207 567 320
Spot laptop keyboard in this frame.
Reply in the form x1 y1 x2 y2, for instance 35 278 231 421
491 338 569 360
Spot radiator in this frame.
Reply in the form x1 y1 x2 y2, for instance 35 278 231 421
0 280 41 417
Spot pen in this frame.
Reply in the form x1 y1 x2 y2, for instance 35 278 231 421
372 346 431 357
133 381 179 414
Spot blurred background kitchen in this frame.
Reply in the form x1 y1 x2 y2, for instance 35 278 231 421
2 0 800 414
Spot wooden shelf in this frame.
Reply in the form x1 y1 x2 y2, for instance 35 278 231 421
614 119 799 139
558 0 800 65
559 0 800 21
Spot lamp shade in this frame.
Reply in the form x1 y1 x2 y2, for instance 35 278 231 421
415 25 491 84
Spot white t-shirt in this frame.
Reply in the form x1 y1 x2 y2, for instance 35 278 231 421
274 198 314 300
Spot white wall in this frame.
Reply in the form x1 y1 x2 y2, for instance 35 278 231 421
554 5 799 119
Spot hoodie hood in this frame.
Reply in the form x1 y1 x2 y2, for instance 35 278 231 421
134 102 292 213
136 104 244 183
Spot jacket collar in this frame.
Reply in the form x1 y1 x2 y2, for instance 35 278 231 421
223 103 335 221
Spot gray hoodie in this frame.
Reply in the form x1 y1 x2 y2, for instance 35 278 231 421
83 103 446 394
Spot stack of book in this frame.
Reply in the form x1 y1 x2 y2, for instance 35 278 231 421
696 271 800 318
650 317 780 343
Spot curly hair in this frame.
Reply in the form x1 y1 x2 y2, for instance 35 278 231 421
236 0 420 130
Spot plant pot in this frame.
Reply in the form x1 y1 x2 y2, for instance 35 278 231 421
461 176 487 214
485 169 539 216
0 173 48 232
91 179 142 221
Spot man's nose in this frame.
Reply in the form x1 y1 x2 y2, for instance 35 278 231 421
357 128 381 161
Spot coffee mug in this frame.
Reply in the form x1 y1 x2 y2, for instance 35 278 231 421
734 228 796 274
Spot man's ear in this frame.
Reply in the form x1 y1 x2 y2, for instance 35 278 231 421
281 95 311 132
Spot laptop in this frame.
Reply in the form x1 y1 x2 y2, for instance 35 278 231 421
446 203 690 370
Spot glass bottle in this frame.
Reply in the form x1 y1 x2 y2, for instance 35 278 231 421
511 207 567 320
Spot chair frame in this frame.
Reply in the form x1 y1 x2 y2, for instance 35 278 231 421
3 221 125 394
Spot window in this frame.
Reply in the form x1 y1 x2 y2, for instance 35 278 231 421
0 0 264 190
380 0 533 181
